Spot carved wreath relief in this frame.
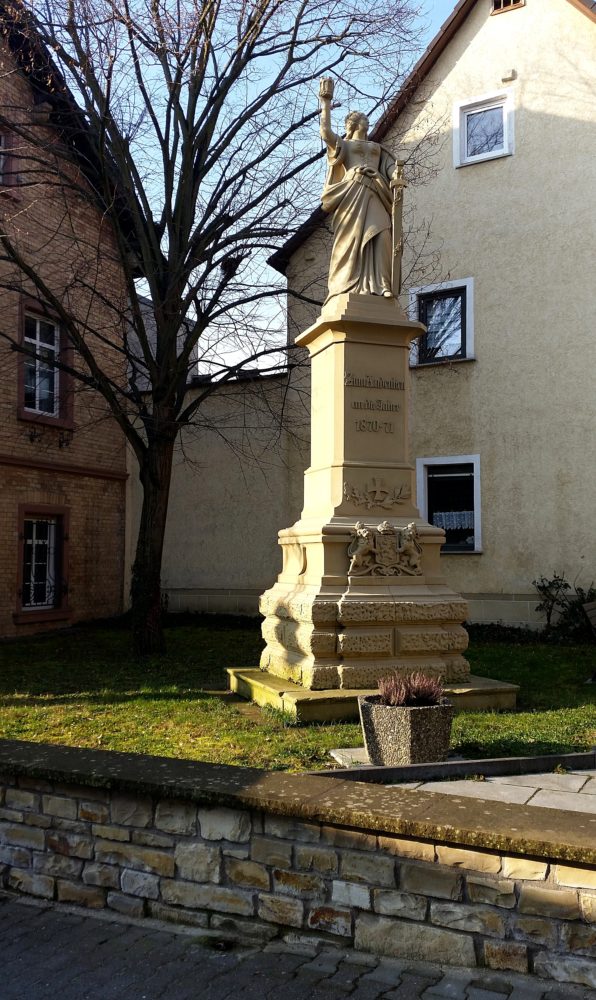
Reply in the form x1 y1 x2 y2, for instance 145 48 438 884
348 520 423 577
344 477 411 510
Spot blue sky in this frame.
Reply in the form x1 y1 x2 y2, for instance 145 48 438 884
421 0 459 47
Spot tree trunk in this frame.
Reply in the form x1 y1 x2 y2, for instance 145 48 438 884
130 434 176 656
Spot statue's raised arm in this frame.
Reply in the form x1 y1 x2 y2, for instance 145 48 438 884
319 77 339 150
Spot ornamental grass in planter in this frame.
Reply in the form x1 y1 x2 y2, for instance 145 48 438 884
358 672 454 767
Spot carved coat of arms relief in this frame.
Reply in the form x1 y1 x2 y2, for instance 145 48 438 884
347 520 423 577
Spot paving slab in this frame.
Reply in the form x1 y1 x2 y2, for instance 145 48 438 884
487 774 589 793
330 748 373 767
415 780 536 804
527 789 596 813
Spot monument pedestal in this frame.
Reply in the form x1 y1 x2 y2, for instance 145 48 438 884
258 294 473 693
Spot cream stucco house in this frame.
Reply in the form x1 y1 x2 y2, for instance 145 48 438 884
134 0 596 628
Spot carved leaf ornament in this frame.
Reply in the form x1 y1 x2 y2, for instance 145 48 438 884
344 478 411 510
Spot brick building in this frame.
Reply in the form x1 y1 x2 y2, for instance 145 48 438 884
0 19 127 637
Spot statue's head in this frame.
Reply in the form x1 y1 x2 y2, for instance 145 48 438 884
345 111 369 140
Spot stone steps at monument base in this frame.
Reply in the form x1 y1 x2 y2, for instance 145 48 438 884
226 668 519 723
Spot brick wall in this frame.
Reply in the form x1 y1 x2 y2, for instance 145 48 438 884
0 752 595 988
0 37 127 636
0 466 125 635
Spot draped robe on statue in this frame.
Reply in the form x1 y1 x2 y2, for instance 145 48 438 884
321 137 396 300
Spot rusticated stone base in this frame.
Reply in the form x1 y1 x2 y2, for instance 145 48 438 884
259 583 470 690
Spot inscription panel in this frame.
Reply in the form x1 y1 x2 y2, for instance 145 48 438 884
354 419 395 434
345 372 404 441
342 356 407 464
352 399 401 413
344 373 404 391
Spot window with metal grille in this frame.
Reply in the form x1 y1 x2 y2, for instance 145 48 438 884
21 517 61 609
23 313 60 416
492 0 525 12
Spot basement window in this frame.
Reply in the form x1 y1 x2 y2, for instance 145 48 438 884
14 504 71 624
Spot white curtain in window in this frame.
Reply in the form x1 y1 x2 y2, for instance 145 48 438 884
432 511 474 531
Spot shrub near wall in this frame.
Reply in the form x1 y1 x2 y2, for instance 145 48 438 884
0 740 595 988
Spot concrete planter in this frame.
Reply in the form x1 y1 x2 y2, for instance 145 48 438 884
358 695 454 766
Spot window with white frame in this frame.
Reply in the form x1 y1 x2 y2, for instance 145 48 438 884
416 455 482 552
23 313 60 416
454 90 514 167
21 516 61 609
409 278 474 365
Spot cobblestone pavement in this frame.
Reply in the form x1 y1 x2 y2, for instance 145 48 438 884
1 896 595 1000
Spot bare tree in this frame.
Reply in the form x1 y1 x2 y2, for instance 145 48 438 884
0 0 423 654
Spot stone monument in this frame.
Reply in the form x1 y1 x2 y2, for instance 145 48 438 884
230 79 518 718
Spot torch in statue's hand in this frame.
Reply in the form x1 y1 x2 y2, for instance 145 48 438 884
319 77 334 102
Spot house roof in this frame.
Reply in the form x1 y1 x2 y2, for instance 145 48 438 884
268 0 596 276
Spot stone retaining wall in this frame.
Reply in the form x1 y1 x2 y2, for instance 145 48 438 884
0 740 595 988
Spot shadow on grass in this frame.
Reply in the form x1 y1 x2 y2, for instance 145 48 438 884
0 617 264 699
1 619 595 734
0 690 237 708
467 643 596 711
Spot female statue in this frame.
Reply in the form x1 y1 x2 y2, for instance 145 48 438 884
319 78 405 302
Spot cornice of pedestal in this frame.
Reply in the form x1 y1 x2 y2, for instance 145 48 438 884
278 516 445 542
296 292 425 350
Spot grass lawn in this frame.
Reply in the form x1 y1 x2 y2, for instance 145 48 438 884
0 617 595 772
